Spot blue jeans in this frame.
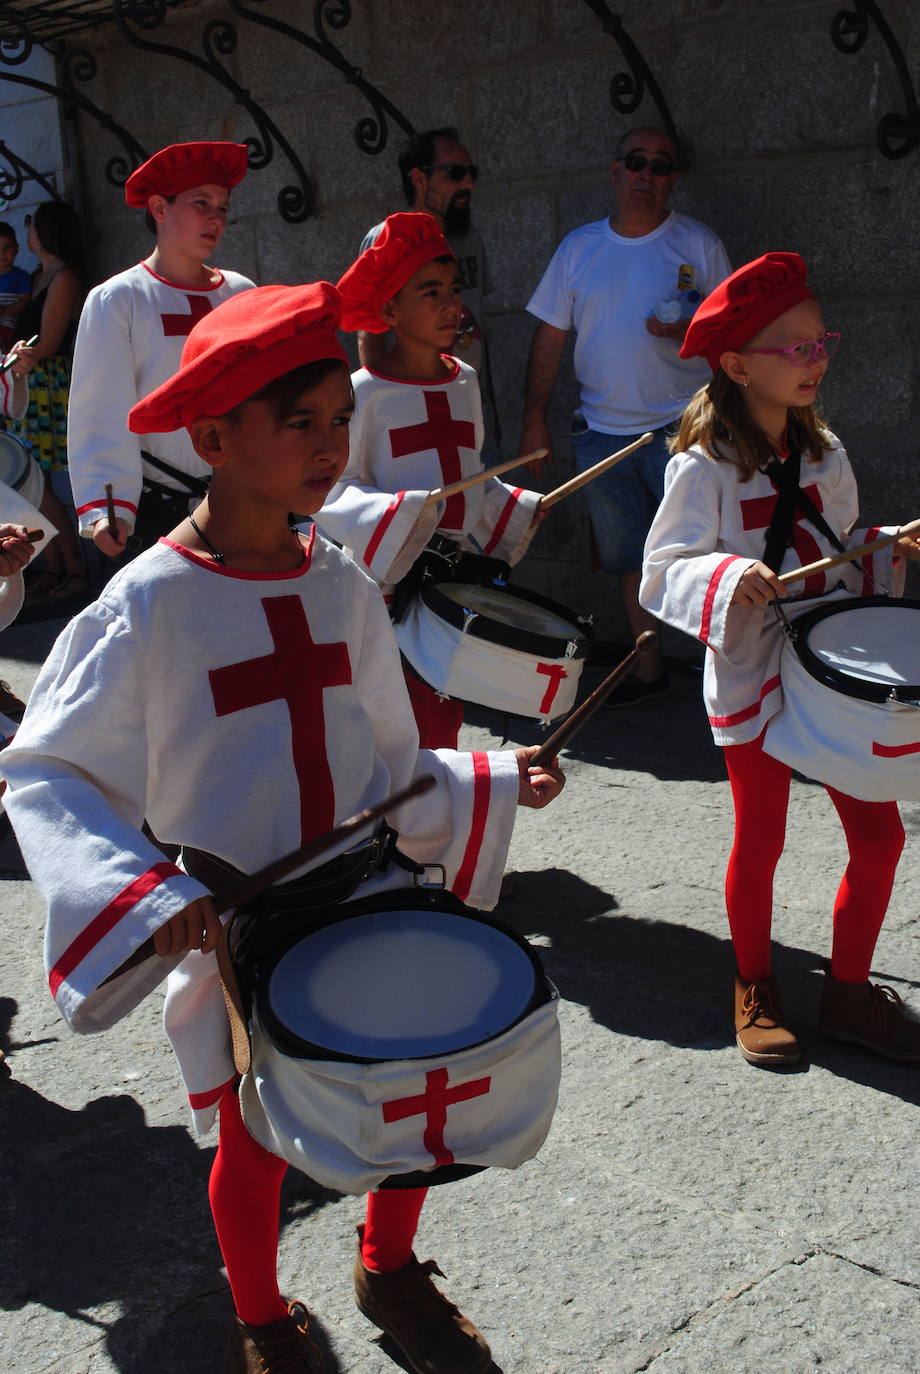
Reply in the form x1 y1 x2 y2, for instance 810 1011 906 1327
570 422 673 573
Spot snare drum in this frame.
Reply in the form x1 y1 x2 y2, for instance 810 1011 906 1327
0 430 43 508
236 888 561 1195
395 581 592 722
764 595 920 801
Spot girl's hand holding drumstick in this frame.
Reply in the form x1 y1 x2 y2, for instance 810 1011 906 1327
0 523 42 577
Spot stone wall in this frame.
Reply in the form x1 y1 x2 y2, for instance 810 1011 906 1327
66 0 919 629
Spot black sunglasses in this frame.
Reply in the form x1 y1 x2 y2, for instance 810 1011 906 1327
614 151 675 177
422 161 479 183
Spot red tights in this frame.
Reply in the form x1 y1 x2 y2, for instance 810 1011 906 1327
723 730 904 984
209 1089 428 1326
404 665 464 750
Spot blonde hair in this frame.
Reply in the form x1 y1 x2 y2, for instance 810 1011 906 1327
671 369 833 480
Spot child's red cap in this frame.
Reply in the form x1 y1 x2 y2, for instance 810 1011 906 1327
680 252 815 372
124 142 249 207
128 282 348 433
337 212 454 333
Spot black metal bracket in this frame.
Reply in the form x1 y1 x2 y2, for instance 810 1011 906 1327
228 0 416 155
580 0 681 160
0 3 147 196
0 137 61 203
112 0 314 221
831 0 919 158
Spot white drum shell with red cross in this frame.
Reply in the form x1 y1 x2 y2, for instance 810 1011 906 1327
395 581 591 723
764 596 920 802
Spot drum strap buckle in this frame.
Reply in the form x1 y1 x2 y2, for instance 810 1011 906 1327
376 824 447 890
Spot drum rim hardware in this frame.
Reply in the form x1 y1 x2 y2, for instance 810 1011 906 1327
419 580 592 661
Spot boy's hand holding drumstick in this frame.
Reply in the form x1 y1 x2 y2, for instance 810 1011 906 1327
0 523 43 577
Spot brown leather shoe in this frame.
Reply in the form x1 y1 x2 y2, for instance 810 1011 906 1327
734 974 800 1066
354 1225 491 1374
224 1299 324 1373
820 973 920 1062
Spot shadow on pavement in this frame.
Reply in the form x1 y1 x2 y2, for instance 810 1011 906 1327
0 998 344 1373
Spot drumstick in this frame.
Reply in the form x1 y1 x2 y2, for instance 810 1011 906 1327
0 334 39 377
776 517 920 586
104 483 119 540
423 449 547 508
538 432 655 511
528 630 658 767
100 773 438 983
24 529 44 542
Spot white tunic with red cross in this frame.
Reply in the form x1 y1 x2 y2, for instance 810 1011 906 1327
68 261 254 536
314 360 541 596
639 436 904 747
2 529 526 1138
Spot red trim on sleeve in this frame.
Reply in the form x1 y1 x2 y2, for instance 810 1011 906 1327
873 738 920 758
189 1076 238 1110
699 556 741 645
708 675 782 729
861 527 882 596
364 490 407 568
77 498 137 518
483 487 524 556
452 752 492 903
48 861 183 998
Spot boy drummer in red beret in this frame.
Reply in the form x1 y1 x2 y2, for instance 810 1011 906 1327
3 283 564 1374
315 212 544 748
68 141 255 561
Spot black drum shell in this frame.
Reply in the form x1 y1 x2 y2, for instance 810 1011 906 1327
418 581 592 661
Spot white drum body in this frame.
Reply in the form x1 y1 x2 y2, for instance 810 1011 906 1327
764 597 920 801
395 581 592 722
0 430 43 507
237 891 561 1194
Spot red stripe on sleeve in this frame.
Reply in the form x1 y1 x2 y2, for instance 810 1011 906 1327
364 491 407 568
452 752 492 903
483 487 524 556
699 556 741 645
708 675 782 728
861 527 882 595
48 861 182 998
76 498 137 518
873 738 920 758
189 1076 237 1110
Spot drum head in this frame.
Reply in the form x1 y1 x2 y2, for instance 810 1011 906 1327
265 907 540 1061
438 584 579 640
0 430 29 489
422 581 590 660
794 597 920 703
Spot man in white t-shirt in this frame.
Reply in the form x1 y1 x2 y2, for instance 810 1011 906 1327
358 126 499 448
521 127 730 704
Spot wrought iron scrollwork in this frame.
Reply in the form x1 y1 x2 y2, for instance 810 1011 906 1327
580 0 680 158
831 0 919 158
227 0 415 156
0 139 61 204
112 0 314 221
0 3 146 195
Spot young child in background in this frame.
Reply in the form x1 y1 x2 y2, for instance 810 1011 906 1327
640 252 920 1068
0 222 31 353
3 283 564 1374
315 211 544 747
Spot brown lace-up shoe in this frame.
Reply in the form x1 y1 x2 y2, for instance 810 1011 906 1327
224 1298 324 1373
354 1225 491 1374
734 974 800 1067
820 973 920 1062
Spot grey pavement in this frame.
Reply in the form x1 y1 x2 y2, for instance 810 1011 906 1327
1 609 919 1374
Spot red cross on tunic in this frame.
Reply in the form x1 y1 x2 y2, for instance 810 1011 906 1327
382 1066 491 1166
389 391 476 531
161 294 213 338
208 596 352 843
740 481 827 596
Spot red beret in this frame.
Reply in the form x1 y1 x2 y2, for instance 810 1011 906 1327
128 282 348 433
124 142 248 208
337 212 455 333
680 252 815 372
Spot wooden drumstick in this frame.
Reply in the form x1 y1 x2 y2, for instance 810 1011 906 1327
100 773 438 983
538 432 655 511
529 630 658 767
104 483 119 540
776 517 920 586
24 529 44 543
424 449 547 508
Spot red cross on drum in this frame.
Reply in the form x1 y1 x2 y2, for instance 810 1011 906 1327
235 889 563 1194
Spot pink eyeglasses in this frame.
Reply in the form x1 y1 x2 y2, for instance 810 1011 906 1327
742 331 841 367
